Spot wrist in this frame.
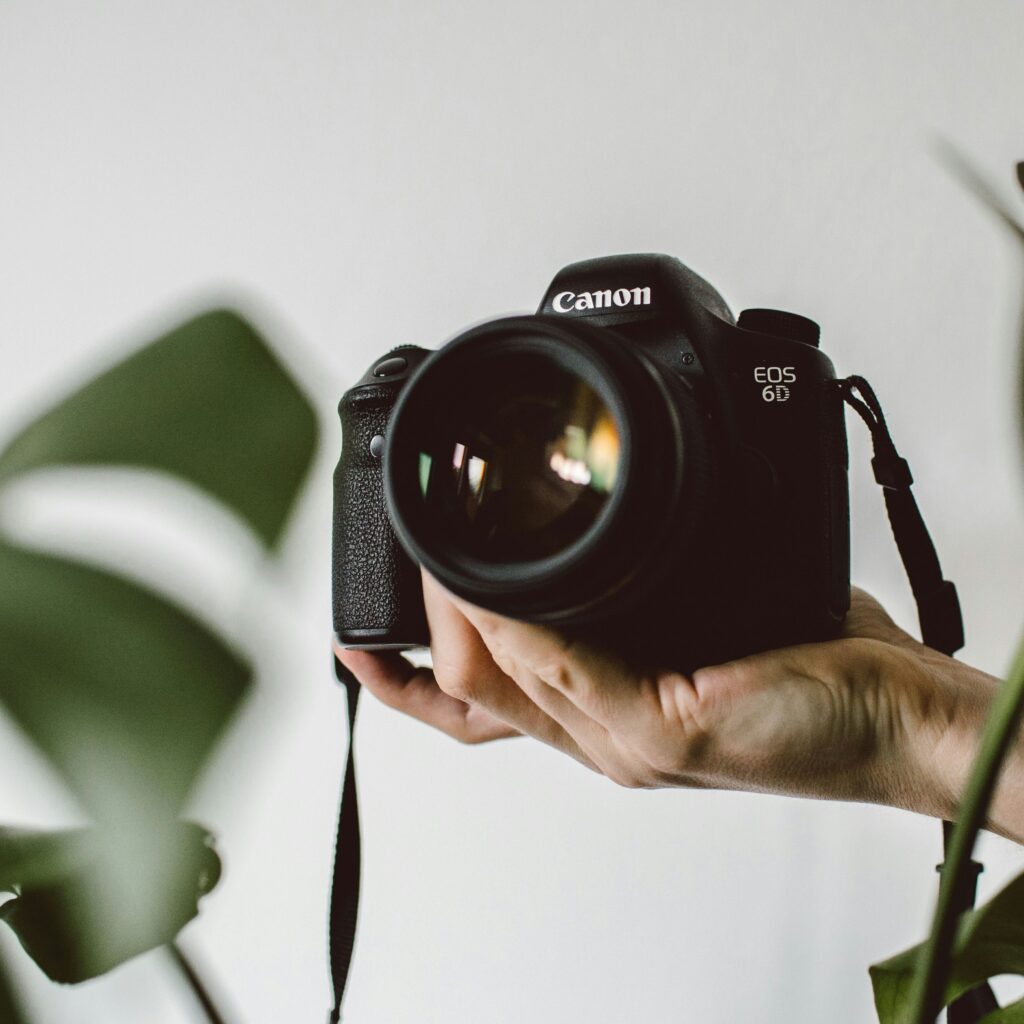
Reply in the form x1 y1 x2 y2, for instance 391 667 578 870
907 653 1024 842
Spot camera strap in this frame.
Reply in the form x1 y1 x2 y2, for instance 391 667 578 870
836 375 964 655
327 655 361 1024
325 375 991 1023
837 374 996 1023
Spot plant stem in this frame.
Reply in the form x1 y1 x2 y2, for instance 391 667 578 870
168 943 232 1024
907 633 1024 1024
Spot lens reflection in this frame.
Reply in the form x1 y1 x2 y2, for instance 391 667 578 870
417 359 621 562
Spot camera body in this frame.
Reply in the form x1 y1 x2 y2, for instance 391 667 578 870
333 254 850 670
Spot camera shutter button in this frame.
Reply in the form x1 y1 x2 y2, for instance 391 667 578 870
372 356 408 377
737 309 820 347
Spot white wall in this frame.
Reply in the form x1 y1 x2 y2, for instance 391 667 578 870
1 2 1023 1022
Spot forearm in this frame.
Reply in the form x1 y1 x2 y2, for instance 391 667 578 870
911 657 1024 845
985 747 1024 845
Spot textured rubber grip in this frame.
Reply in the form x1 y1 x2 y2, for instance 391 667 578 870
332 381 428 648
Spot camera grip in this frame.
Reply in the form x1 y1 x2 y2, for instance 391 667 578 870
332 381 428 649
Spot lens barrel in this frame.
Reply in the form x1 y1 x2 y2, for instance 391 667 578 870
384 316 709 626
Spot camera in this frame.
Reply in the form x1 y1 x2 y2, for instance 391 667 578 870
332 254 850 670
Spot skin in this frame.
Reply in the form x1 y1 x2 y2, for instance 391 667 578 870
335 573 1022 843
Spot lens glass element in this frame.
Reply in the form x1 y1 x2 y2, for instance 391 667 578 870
416 356 621 562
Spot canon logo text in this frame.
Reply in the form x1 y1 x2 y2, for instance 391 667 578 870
552 286 652 313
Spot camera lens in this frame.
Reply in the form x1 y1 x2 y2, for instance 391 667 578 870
385 316 707 625
416 357 620 562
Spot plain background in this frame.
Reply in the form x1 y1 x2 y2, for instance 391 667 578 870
2 2 1024 1022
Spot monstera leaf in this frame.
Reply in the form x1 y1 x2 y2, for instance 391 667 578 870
0 309 318 548
0 309 318 988
0 949 29 1024
0 823 220 984
0 541 251 822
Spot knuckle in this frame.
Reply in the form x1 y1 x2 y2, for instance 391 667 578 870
603 762 652 790
536 659 574 692
480 633 515 676
455 724 501 747
471 608 506 643
453 724 484 745
645 743 690 782
692 659 745 694
432 658 478 703
666 714 714 774
491 647 517 680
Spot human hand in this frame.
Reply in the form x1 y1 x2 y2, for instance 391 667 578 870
335 575 1013 835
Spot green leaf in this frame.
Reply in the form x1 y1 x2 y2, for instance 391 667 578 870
0 307 316 992
0 822 220 983
0 946 30 1024
0 826 99 897
979 996 1024 1023
936 144 1024 244
937 148 1024 465
871 870 1024 1022
0 310 318 548
0 541 250 823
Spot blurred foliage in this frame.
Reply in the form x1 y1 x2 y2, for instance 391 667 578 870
0 951 28 1024
935 150 1024 459
0 310 318 1003
872 871 1024 1023
0 310 317 548
0 543 248 825
0 823 220 983
870 159 1024 1024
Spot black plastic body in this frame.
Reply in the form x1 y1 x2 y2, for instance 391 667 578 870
332 347 432 649
333 254 850 669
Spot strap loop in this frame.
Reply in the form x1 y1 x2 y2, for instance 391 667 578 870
871 453 913 490
835 375 964 657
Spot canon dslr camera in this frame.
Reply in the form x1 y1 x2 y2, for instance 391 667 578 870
333 254 850 670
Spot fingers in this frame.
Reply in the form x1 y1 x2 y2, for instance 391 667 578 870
343 573 930 802
421 573 602 770
437 580 659 737
333 645 517 744
430 582 714 787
